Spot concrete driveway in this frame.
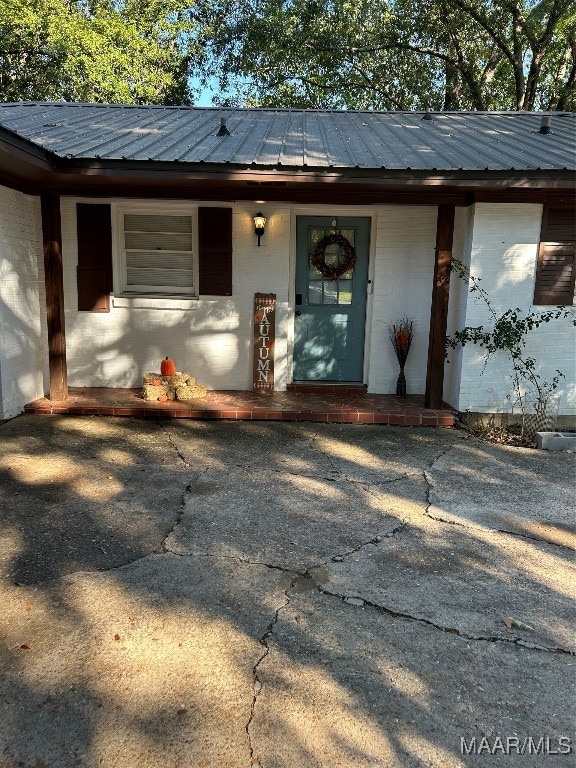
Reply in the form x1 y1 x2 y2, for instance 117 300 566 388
0 415 574 767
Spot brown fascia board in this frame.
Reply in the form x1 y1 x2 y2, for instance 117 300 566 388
0 131 574 202
39 165 576 208
0 128 58 191
55 157 576 187
42 163 576 207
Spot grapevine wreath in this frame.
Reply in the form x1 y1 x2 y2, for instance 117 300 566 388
310 233 356 280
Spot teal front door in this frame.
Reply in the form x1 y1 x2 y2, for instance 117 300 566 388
294 216 370 381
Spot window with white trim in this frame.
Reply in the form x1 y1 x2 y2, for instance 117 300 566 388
120 211 196 295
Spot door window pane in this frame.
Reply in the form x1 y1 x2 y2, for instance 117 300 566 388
307 226 357 305
323 281 338 304
338 280 353 305
308 280 323 304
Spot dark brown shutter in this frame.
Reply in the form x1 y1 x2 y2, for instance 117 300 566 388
541 206 576 242
198 207 232 296
534 206 576 306
76 203 113 311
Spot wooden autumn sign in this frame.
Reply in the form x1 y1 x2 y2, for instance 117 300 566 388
253 293 276 390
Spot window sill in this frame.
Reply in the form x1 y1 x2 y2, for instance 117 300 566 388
113 294 199 310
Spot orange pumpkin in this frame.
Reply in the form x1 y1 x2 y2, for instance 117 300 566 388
160 357 176 376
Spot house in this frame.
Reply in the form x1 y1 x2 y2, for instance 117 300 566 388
0 102 574 421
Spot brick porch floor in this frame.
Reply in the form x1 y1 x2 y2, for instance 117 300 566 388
24 387 457 426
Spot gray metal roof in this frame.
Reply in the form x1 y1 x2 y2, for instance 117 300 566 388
0 101 574 172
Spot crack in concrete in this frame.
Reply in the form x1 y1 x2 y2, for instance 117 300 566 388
331 520 408 562
156 422 193 468
370 471 421 486
317 586 575 656
161 467 209 554
311 433 428 490
196 552 299 575
308 429 426 489
342 472 427 490
423 470 574 552
232 462 418 491
423 511 575 552
310 430 343 475
158 422 213 553
428 443 457 469
246 590 291 767
494 527 575 552
420 446 458 522
422 469 439 522
236 558 297 574
230 462 342 484
424 510 466 528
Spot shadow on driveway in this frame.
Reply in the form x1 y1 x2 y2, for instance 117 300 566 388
0 415 574 767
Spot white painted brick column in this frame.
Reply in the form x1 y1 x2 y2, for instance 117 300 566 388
0 185 46 419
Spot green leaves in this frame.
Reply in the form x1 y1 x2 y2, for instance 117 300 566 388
0 0 199 104
2 0 571 108
447 259 575 409
0 0 576 110
204 0 576 109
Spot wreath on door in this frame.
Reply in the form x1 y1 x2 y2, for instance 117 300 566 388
310 233 356 280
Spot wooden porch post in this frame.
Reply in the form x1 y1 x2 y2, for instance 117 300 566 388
41 193 68 400
425 204 455 409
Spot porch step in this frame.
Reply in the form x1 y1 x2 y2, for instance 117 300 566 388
287 382 368 394
23 387 457 427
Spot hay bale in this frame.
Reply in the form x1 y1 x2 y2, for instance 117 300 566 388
167 372 195 388
143 370 202 401
142 383 169 401
175 384 207 400
143 373 164 386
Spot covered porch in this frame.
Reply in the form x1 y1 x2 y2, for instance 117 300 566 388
3 107 572 424
24 386 457 426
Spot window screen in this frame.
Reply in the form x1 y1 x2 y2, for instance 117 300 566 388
122 213 194 294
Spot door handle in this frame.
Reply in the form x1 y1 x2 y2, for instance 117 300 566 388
295 310 302 316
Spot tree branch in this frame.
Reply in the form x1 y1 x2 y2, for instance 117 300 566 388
347 62 405 109
450 0 516 64
554 59 576 110
524 0 571 109
479 45 505 88
441 4 486 109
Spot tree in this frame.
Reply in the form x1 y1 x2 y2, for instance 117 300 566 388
204 0 576 110
0 0 200 104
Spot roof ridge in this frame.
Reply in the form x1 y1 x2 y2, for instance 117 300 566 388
0 101 573 117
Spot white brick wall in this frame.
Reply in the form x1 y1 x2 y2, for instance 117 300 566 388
62 200 440 396
456 203 576 415
61 199 291 390
45 196 575 413
367 206 436 395
0 185 46 419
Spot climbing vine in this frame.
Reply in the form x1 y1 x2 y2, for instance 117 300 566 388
446 259 576 412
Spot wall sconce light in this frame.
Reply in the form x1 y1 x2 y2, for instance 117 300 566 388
253 212 266 246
